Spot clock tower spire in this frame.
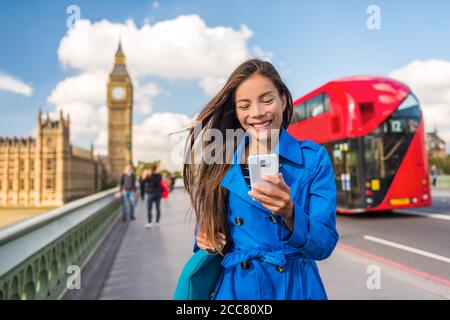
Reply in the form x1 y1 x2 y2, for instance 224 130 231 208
115 40 125 64
107 40 133 183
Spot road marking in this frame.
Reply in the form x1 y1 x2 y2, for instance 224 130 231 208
394 210 450 221
363 235 450 264
337 243 450 288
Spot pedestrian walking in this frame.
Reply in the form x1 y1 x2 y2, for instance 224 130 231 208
169 176 176 192
431 164 438 187
120 164 137 222
143 164 163 228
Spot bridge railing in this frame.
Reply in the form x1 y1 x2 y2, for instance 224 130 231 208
0 188 121 300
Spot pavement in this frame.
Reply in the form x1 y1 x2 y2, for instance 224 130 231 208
69 188 449 300
97 190 195 300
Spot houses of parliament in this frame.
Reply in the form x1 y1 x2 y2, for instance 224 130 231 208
0 42 133 207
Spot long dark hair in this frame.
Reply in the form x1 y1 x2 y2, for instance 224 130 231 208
183 59 293 250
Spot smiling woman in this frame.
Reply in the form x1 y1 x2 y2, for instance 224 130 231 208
180 59 339 300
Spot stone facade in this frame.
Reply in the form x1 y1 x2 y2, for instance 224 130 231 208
0 111 101 207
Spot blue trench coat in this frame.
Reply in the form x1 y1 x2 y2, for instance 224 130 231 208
194 126 339 300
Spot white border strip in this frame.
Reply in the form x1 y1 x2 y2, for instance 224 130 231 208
394 210 450 221
363 235 450 264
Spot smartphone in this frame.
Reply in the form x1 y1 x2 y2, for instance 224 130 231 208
248 153 279 190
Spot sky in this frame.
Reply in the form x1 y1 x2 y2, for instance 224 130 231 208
1 0 450 171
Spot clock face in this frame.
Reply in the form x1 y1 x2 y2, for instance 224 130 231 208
112 86 126 101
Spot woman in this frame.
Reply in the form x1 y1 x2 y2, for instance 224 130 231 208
183 59 338 300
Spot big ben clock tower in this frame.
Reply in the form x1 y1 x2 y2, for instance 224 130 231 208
107 41 133 183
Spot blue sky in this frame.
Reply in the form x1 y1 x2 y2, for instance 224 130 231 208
1 0 450 166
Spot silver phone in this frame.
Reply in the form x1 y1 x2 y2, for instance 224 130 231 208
248 153 279 190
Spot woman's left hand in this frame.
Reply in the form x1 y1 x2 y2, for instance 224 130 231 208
248 173 294 228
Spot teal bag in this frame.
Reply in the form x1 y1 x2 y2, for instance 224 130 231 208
173 249 223 300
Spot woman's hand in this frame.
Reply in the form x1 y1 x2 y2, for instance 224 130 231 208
248 173 294 230
196 230 227 254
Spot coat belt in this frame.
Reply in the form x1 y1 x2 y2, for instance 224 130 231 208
218 248 305 299
221 247 305 268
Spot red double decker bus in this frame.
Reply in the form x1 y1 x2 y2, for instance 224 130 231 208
288 76 431 214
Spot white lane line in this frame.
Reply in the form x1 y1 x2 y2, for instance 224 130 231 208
394 210 450 221
363 235 450 264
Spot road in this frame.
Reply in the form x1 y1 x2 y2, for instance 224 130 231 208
320 188 450 299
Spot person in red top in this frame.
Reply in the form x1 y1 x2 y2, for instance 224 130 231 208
161 173 171 198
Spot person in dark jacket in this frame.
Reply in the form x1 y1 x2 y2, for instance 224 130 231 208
139 169 150 201
120 164 137 222
169 176 176 192
143 164 163 228
431 165 438 187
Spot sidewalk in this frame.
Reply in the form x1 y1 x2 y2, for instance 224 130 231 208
98 190 195 299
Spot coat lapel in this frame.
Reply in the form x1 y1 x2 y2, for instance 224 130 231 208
220 132 270 213
220 126 306 214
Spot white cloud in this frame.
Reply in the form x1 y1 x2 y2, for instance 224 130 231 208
0 73 33 96
49 14 268 167
133 112 193 171
47 73 108 149
198 76 227 97
52 102 106 137
57 15 254 90
48 73 106 106
389 59 450 152
94 128 108 156
152 1 160 9
134 81 164 115
251 45 273 61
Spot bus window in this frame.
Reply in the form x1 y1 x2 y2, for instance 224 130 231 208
306 95 324 117
324 93 331 112
290 103 306 125
290 93 330 125
306 93 330 118
388 94 421 133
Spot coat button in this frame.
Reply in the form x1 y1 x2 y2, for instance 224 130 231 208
279 162 283 168
269 214 277 223
235 216 243 225
240 261 250 269
275 265 285 272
